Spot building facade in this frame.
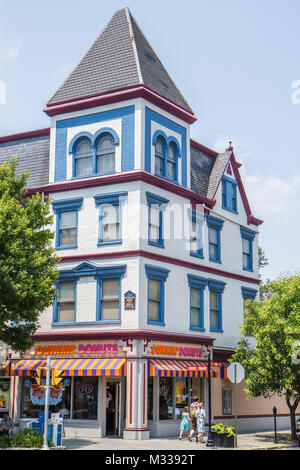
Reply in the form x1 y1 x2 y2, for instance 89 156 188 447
1 8 293 439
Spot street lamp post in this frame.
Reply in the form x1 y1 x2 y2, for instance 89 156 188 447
206 348 214 447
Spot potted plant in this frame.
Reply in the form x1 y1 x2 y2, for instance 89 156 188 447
211 423 236 447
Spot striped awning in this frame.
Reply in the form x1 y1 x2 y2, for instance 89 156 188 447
149 359 219 378
0 360 12 377
11 358 127 377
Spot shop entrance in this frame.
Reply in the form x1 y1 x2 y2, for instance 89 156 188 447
106 381 121 436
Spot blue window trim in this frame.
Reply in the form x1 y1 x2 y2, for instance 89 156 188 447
189 208 204 259
53 279 77 324
52 262 126 325
52 197 83 250
208 278 226 333
145 107 187 187
69 127 120 179
146 192 169 249
152 130 181 184
94 192 128 246
222 175 238 213
206 214 224 263
187 274 207 331
240 226 256 272
55 106 134 182
241 286 258 301
145 264 170 326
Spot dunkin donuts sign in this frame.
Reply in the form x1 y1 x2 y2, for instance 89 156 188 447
34 342 120 357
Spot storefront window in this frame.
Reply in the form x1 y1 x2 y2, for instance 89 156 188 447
148 377 153 421
159 377 173 420
0 378 10 418
21 378 71 419
175 378 188 420
73 377 98 420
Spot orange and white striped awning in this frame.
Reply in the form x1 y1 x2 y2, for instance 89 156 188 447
10 358 127 377
148 359 220 378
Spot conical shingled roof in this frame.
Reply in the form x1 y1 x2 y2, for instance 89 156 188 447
47 8 194 114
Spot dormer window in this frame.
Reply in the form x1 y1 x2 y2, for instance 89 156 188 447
75 138 93 177
96 134 115 174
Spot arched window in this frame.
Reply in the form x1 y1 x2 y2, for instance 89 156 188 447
75 138 93 177
96 134 115 174
155 136 165 176
167 142 177 181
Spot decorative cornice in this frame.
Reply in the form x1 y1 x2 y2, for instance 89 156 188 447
32 328 215 345
57 249 260 285
26 170 215 208
43 85 197 124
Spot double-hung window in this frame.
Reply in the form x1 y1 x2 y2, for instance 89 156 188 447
54 279 76 323
74 138 93 177
206 215 224 263
208 279 226 332
146 192 169 248
52 198 83 249
222 176 238 213
145 264 170 326
240 226 256 271
155 136 165 177
187 274 207 331
153 132 180 183
96 265 126 322
96 134 115 174
189 209 204 258
94 192 127 246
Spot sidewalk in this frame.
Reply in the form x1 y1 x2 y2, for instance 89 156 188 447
62 430 300 451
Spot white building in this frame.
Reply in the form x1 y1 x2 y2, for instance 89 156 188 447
2 8 289 440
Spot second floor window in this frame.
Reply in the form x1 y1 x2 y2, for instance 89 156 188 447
57 281 76 322
240 226 256 272
100 278 120 321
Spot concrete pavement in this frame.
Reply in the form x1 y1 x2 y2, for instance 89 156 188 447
62 430 300 451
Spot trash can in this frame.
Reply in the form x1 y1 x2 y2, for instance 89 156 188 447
47 423 62 446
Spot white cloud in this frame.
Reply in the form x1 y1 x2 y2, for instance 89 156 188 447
0 36 22 62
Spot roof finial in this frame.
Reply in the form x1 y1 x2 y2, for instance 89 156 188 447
226 140 233 152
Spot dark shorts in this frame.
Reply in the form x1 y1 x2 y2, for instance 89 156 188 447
191 417 197 430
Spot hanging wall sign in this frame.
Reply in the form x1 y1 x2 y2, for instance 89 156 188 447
124 291 136 310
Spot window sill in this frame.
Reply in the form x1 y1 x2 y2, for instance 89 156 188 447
190 252 204 259
210 328 224 333
147 320 165 327
243 267 254 272
72 170 116 180
221 205 238 214
209 258 222 264
154 173 179 185
56 244 78 250
189 326 205 332
97 240 122 246
52 320 121 326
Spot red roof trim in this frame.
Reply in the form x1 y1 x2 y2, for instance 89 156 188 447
55 249 260 285
190 139 218 157
43 85 197 124
230 152 263 226
26 170 215 208
0 128 50 144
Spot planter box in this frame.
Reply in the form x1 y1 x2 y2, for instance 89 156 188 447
211 431 235 448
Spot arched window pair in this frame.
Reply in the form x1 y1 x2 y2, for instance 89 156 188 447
73 133 116 178
154 135 180 183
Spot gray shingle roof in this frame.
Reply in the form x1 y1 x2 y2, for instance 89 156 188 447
206 152 231 199
0 135 50 188
47 8 193 114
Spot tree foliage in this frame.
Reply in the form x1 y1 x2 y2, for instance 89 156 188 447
232 274 300 438
0 158 59 352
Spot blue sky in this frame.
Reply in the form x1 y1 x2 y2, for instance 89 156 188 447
1 0 300 281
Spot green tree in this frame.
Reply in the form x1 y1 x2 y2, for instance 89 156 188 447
0 158 59 352
232 274 300 439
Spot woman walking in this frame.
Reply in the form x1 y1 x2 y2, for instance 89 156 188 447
179 406 191 440
197 402 206 443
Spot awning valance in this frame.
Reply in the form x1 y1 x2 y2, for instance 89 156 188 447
149 359 220 378
11 358 127 377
